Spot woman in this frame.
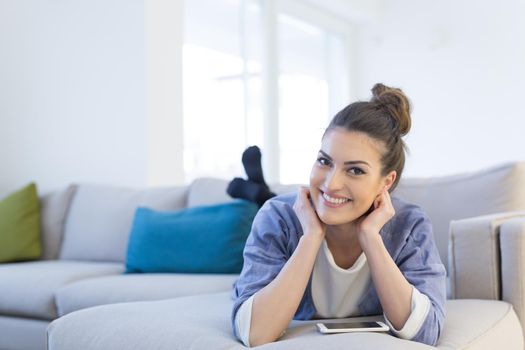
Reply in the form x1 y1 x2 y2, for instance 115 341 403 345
231 83 447 347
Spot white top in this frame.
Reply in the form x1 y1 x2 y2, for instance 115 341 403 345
235 239 431 346
311 239 371 318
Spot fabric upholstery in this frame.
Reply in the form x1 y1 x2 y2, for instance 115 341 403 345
59 184 188 262
47 292 523 350
187 178 300 208
500 217 525 341
39 185 77 260
448 212 525 300
189 163 525 277
187 178 240 207
393 162 525 273
0 261 123 319
0 315 48 350
436 299 523 350
55 273 238 316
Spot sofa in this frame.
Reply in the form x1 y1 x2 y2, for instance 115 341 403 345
1 162 525 349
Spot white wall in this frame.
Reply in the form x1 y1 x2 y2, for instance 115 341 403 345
0 0 147 198
2 0 524 199
355 0 525 177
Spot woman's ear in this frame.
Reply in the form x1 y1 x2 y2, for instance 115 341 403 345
383 170 397 192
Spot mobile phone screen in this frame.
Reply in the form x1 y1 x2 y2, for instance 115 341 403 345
323 321 381 329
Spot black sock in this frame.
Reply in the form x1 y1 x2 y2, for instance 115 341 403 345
227 178 276 207
242 146 269 188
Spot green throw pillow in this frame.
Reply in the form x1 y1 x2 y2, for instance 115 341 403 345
0 183 41 263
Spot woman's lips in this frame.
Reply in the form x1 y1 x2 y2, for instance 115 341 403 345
320 190 352 208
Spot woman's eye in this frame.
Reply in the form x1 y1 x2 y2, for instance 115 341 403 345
317 157 330 166
348 167 365 175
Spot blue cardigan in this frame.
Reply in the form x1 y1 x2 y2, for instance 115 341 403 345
231 192 447 346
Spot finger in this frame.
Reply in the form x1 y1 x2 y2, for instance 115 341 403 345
374 196 381 209
298 186 309 196
302 187 313 201
381 189 395 215
295 187 310 209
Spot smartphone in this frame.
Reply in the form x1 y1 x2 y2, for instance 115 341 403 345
316 321 389 334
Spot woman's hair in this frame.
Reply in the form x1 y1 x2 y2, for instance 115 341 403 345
324 83 412 192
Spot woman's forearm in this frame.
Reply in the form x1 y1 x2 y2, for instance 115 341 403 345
249 234 323 347
360 233 412 330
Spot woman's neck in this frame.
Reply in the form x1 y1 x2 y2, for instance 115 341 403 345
324 222 363 269
325 222 358 242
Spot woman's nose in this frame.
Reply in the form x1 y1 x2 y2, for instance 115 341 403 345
324 169 343 190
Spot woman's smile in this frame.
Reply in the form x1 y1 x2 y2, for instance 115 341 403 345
320 190 352 208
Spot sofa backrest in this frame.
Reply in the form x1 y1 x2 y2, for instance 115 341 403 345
39 185 77 260
393 162 525 273
188 162 525 275
58 183 188 263
186 178 300 208
43 162 525 269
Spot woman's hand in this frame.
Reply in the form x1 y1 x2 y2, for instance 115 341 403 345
293 187 326 240
356 188 395 245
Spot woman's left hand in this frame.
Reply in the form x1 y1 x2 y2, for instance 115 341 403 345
356 188 395 245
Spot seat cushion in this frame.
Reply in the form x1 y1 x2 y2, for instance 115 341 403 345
0 315 49 350
55 273 238 316
46 293 523 350
0 261 123 320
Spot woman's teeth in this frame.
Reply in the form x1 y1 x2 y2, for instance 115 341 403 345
322 193 351 205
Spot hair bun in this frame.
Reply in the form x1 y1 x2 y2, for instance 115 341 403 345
371 83 411 137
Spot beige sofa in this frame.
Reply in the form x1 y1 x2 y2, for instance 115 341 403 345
2 162 525 349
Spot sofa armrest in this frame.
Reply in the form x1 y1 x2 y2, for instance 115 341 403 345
448 212 525 300
500 217 525 330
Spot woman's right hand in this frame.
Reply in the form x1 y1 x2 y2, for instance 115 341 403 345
293 187 326 240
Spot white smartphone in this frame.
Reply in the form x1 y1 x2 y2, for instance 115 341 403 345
316 321 390 334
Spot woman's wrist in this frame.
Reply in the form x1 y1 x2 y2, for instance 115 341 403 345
358 230 382 252
300 232 325 248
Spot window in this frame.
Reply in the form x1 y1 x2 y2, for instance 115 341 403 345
278 13 348 184
183 0 263 181
183 0 350 184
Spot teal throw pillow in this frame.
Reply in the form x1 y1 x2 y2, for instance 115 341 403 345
125 200 259 274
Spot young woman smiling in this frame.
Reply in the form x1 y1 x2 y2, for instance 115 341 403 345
231 83 446 347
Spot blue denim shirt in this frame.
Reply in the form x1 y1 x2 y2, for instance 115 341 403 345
231 192 447 346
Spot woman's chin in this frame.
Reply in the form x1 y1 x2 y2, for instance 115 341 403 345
317 212 355 226
316 206 365 226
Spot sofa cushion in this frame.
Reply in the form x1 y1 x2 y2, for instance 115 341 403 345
437 299 523 349
55 273 238 316
39 185 77 260
0 315 49 350
0 261 123 320
393 162 525 273
0 183 41 263
126 200 258 274
59 184 188 262
47 292 523 350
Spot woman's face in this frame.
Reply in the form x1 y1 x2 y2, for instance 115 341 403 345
309 128 396 226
